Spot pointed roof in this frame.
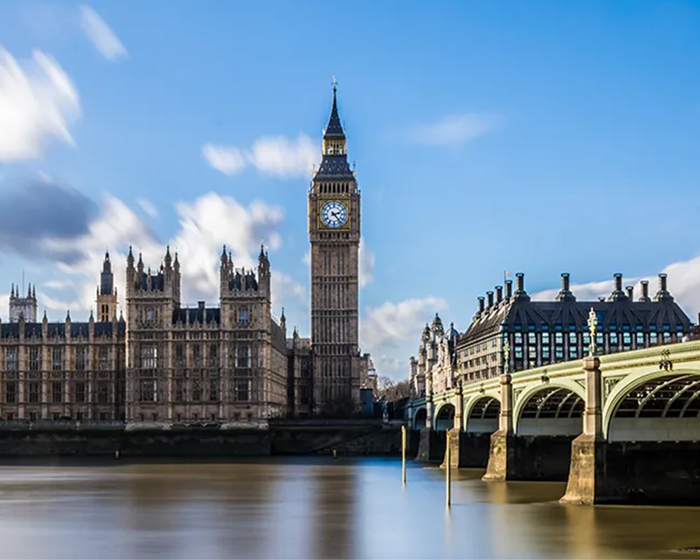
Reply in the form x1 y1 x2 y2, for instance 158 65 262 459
323 80 345 139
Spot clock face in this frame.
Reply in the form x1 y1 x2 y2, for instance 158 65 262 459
320 201 348 228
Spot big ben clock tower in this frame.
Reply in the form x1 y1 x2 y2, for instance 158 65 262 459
309 81 362 415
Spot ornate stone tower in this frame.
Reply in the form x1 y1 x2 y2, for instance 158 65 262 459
308 82 362 415
8 283 37 322
97 252 118 322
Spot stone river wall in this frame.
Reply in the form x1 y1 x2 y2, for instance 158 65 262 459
0 422 407 458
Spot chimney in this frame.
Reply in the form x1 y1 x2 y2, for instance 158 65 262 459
654 273 673 302
513 273 530 301
505 280 513 299
626 286 634 300
198 301 205 311
556 272 576 302
609 273 626 301
495 286 503 303
487 291 494 308
477 296 485 313
640 280 650 302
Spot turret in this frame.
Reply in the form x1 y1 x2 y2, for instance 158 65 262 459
98 251 118 322
258 243 271 297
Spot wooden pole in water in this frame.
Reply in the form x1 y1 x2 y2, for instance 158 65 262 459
446 431 451 507
401 425 407 485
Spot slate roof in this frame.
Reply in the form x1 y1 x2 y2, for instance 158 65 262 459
314 155 354 179
173 307 221 326
323 88 345 138
0 321 125 339
228 271 258 292
459 293 693 349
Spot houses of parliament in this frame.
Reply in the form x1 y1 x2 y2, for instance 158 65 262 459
0 86 373 425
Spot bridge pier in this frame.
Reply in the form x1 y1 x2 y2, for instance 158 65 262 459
562 356 604 504
416 391 444 462
483 374 514 481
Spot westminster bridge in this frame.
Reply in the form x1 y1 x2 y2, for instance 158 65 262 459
406 340 700 505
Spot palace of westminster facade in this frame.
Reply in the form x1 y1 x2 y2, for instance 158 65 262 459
0 86 372 425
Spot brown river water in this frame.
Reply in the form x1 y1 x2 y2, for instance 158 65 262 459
0 457 699 559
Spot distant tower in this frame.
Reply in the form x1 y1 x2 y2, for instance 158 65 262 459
97 252 118 322
9 282 37 322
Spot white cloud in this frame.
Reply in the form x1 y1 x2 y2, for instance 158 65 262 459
247 134 317 178
0 292 8 319
170 193 284 302
302 251 310 266
361 296 448 379
359 237 375 288
79 5 127 61
0 47 80 161
137 197 158 218
271 272 307 318
407 113 501 146
25 191 288 320
202 144 246 176
203 134 317 179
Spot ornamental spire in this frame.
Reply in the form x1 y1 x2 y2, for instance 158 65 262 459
323 76 345 140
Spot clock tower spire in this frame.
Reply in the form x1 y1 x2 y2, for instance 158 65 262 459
308 80 363 416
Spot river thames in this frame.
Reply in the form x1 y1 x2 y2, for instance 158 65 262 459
0 457 699 559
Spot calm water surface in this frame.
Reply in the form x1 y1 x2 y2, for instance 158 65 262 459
0 457 699 559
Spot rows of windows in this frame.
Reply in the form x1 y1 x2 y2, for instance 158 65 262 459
143 343 252 369
2 380 114 404
1 346 113 372
139 378 252 403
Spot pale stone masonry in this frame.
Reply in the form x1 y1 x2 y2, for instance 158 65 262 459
124 245 288 424
0 248 288 425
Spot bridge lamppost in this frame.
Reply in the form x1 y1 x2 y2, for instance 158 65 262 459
587 307 598 357
503 340 510 375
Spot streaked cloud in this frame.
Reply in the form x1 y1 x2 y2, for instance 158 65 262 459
203 133 317 179
359 238 375 288
79 5 128 61
407 112 502 146
0 47 80 161
137 197 158 218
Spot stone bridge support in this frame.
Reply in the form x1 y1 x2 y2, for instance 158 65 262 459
415 392 444 462
482 374 515 481
561 356 605 505
442 384 463 469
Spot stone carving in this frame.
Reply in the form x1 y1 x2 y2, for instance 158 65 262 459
603 376 624 399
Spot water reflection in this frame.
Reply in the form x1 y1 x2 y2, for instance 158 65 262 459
0 458 699 559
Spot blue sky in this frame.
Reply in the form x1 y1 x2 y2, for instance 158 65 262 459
2 0 700 377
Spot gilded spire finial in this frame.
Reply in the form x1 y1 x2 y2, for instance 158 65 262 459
332 75 338 92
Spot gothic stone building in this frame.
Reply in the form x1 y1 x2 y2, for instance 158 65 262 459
125 245 288 424
455 272 693 383
409 314 461 399
0 260 125 424
0 246 289 425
